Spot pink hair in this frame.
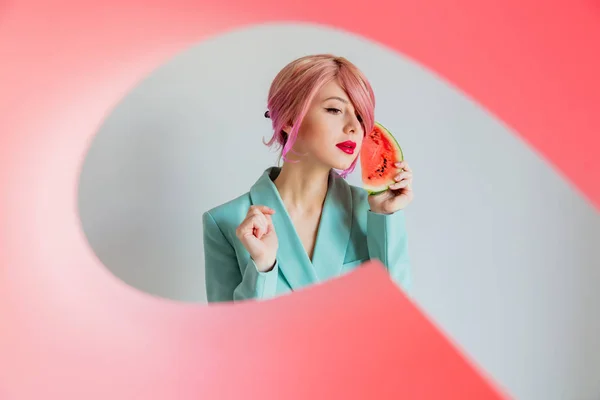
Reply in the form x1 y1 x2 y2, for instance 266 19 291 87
263 54 376 178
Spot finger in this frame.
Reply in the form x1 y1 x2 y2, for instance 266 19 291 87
393 171 412 182
404 179 414 191
248 210 273 229
252 214 268 238
237 223 256 240
264 214 275 231
252 225 265 240
394 161 412 172
258 214 270 236
252 227 263 240
238 219 258 238
238 213 267 238
247 207 261 217
264 220 275 236
389 179 411 190
248 205 275 216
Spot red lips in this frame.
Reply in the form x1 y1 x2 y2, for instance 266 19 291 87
336 140 357 154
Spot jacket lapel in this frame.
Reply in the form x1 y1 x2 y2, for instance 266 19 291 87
248 167 353 290
310 170 352 281
249 168 319 291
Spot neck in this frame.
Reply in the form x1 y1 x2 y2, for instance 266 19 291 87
273 161 330 212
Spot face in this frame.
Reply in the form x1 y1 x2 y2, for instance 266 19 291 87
284 80 365 171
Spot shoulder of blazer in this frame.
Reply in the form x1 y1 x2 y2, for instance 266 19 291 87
204 192 252 235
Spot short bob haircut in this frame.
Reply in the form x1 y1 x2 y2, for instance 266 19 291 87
263 54 375 178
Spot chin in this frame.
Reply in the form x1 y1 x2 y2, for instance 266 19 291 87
333 163 352 171
329 156 357 171
316 149 357 172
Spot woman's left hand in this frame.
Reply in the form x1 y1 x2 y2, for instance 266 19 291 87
368 161 414 214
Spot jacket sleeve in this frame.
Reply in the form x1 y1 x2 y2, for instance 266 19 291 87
202 211 279 303
366 209 412 293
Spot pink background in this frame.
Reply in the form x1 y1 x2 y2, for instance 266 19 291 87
1 1 598 399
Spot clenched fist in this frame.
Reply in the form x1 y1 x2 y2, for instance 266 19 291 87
235 205 278 272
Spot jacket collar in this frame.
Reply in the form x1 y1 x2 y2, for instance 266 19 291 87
249 167 352 290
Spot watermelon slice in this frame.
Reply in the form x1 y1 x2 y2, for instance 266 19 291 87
360 122 404 195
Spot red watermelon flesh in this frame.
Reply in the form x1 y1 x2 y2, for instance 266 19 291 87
360 122 404 195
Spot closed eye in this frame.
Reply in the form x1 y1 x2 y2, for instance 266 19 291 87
326 107 365 133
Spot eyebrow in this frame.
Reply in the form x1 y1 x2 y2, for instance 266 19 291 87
323 96 349 104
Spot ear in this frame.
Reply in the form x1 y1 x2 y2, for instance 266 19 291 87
282 124 293 135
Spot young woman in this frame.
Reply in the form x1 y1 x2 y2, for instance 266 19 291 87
203 54 414 303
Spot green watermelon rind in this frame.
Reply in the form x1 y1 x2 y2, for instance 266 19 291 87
363 121 404 196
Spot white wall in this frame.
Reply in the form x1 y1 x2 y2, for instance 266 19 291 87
77 23 600 400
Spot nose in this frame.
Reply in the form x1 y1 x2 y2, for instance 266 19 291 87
345 114 361 135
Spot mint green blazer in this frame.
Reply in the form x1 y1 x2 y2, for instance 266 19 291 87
202 167 411 303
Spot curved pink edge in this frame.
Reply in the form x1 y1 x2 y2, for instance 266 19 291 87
1 1 598 207
0 1 597 399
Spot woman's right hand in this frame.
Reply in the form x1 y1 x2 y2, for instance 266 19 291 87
235 205 279 272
